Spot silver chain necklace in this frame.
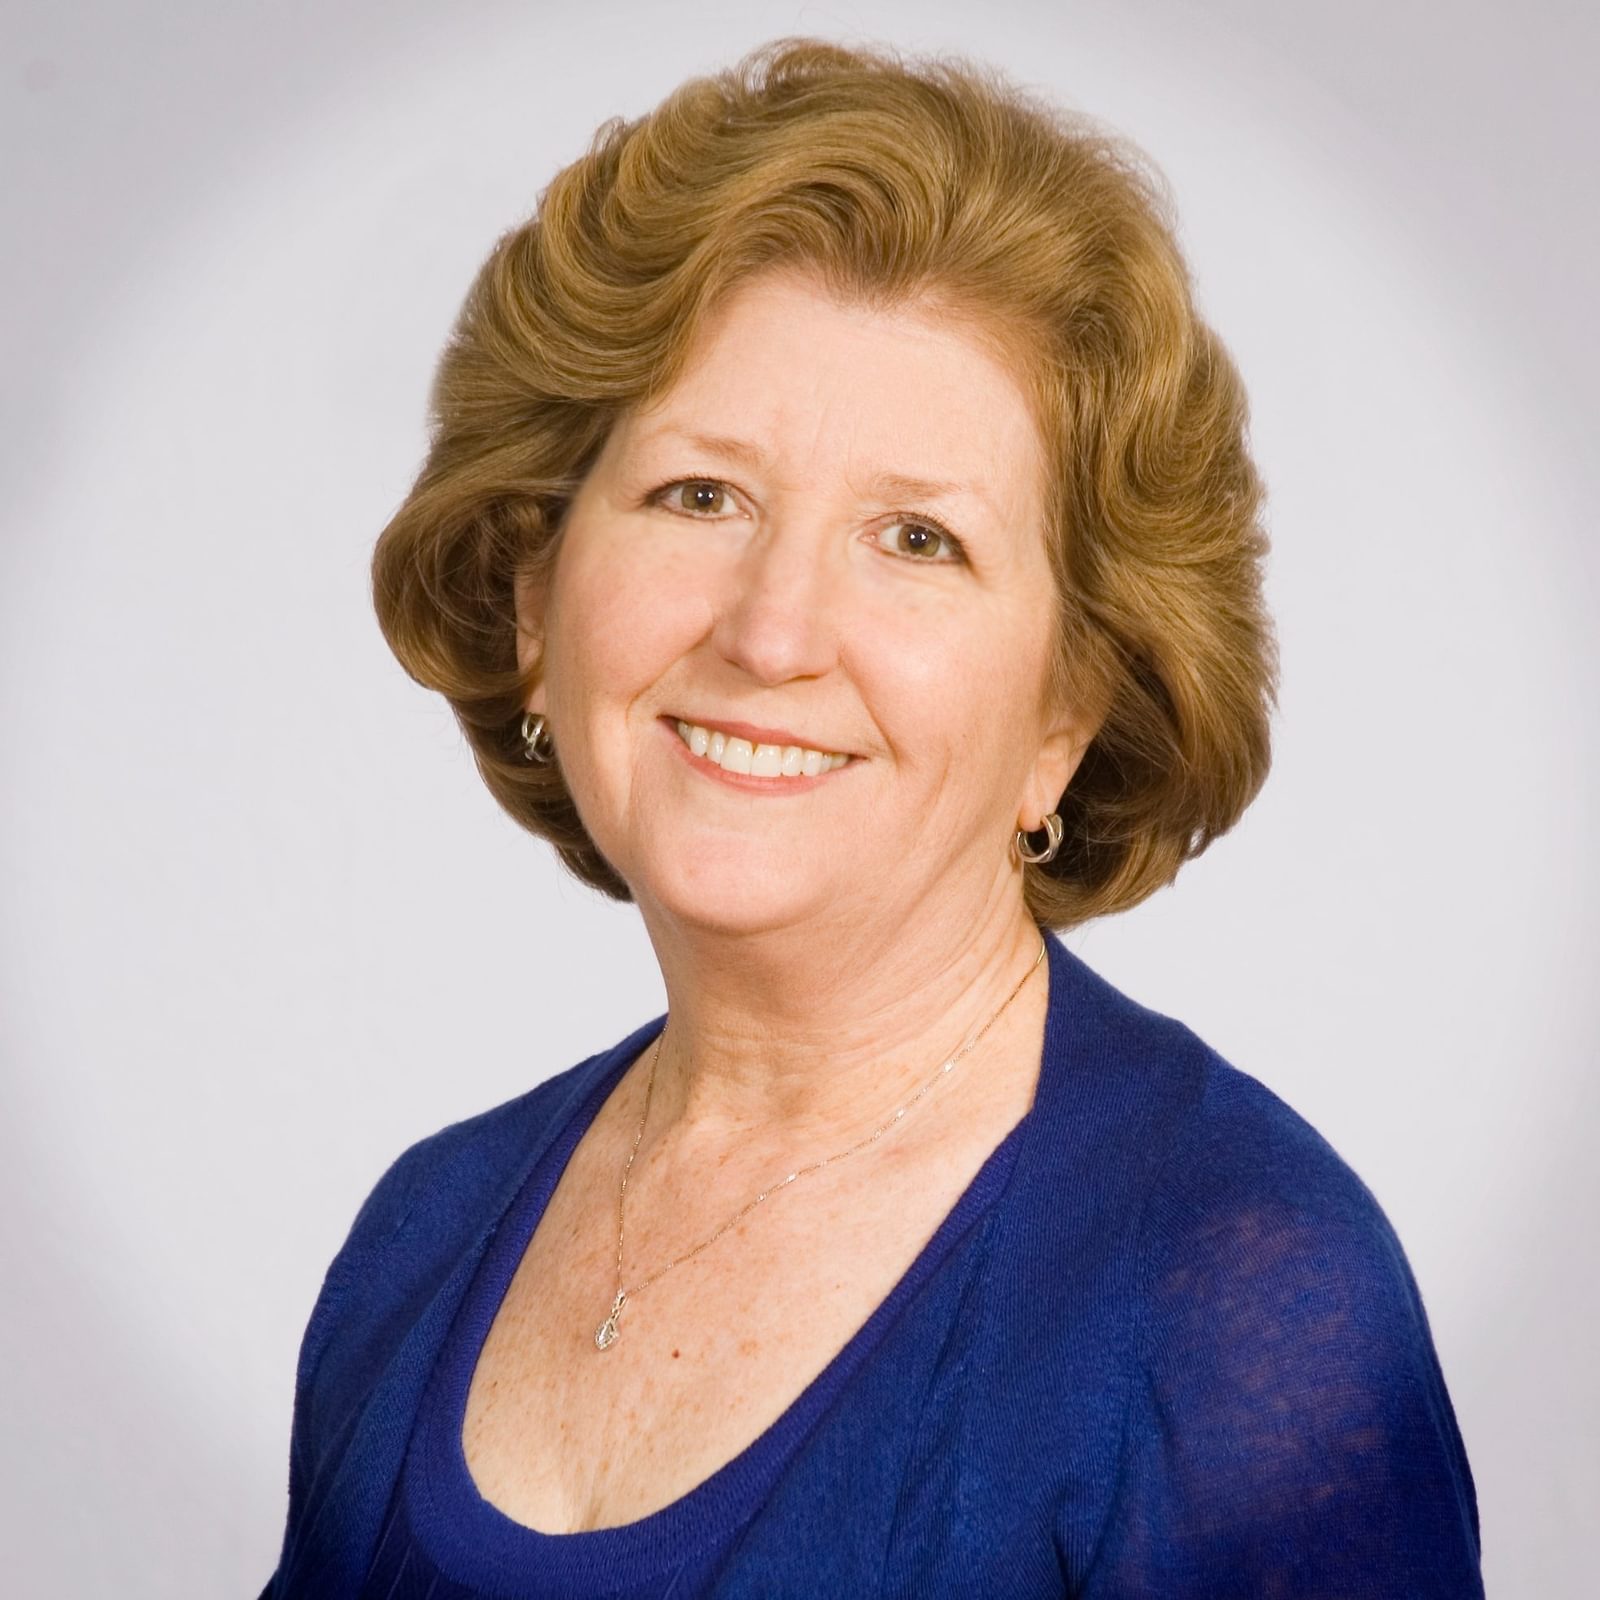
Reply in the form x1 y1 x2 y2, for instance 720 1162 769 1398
593 937 1047 1351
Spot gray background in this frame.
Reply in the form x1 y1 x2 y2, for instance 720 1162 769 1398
4 1 1595 1593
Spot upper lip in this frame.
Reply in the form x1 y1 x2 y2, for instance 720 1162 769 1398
665 713 855 756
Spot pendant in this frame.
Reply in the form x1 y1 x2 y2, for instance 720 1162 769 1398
594 1288 626 1351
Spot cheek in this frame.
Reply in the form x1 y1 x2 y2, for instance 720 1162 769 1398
548 530 706 703
855 591 1033 766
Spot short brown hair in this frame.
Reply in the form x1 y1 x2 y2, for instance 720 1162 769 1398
370 36 1279 929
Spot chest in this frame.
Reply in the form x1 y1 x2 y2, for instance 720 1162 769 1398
459 1123 1011 1536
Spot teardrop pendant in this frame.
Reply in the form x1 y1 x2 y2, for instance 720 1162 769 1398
594 1289 626 1351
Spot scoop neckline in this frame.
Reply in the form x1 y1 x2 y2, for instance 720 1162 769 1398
405 937 1063 1590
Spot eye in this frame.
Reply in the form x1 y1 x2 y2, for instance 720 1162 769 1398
648 478 740 517
873 516 966 564
647 477 966 565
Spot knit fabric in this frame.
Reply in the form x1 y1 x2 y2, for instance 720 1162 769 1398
259 932 1483 1598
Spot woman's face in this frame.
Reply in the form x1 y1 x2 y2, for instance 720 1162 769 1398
518 268 1088 940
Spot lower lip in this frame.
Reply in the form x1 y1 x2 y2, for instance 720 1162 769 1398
658 717 857 794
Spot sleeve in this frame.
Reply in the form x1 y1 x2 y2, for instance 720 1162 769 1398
1079 1089 1484 1598
258 1135 435 1597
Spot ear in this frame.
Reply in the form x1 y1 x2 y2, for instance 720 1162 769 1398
512 566 550 715
1018 699 1096 833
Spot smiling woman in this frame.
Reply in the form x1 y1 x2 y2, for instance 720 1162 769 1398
259 35 1484 1600
507 270 1078 945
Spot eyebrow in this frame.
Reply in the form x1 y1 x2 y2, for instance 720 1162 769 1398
642 426 986 508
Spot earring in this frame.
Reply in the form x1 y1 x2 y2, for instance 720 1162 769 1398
520 711 555 764
1014 812 1063 865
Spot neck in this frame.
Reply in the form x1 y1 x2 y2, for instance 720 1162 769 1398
628 875 1050 1163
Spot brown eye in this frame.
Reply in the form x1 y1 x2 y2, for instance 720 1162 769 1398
674 480 728 514
876 517 964 563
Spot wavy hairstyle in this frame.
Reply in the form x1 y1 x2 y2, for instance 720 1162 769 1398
370 36 1279 929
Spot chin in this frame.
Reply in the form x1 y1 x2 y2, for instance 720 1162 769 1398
632 844 833 937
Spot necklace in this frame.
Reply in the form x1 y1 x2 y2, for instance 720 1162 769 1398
593 936 1048 1351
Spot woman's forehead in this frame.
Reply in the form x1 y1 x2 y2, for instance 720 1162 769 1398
612 273 1047 502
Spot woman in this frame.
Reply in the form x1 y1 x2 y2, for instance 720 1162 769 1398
261 37 1484 1598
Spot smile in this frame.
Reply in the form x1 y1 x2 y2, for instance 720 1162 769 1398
673 719 852 778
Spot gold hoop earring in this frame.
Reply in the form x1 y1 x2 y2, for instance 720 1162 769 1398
1014 812 1063 865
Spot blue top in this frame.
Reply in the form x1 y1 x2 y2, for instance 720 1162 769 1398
260 931 1484 1598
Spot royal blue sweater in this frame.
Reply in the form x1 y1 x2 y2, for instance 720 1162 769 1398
259 931 1484 1597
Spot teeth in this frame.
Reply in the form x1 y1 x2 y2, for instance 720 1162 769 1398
674 720 850 776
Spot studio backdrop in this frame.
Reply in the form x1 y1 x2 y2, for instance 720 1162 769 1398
2 2 1595 1595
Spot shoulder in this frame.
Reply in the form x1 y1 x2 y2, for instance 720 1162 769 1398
288 1014 664 1416
1031 942 1448 1396
327 1011 664 1270
1148 1042 1392 1241
1054 940 1404 1255
1113 1018 1437 1393
1075 1017 1484 1591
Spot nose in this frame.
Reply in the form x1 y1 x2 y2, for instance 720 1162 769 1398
709 512 843 686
